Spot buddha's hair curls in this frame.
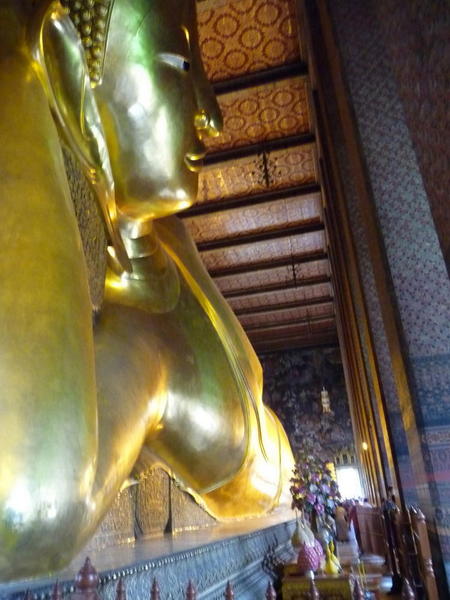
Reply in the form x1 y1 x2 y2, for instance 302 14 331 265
61 0 114 84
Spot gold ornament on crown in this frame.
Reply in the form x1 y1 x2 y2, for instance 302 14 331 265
61 0 113 84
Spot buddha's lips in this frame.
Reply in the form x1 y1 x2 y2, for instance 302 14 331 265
185 153 205 172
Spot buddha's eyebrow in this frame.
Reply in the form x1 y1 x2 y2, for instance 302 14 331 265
158 52 190 71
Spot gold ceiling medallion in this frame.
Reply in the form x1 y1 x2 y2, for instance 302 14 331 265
61 0 114 84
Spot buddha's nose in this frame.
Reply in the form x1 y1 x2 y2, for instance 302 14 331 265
194 107 222 139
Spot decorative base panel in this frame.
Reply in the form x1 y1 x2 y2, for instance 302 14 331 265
0 513 296 600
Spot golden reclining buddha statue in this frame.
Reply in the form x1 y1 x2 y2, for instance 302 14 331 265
0 0 294 580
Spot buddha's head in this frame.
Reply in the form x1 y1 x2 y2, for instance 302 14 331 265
65 0 222 238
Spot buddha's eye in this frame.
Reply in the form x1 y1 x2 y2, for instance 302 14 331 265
159 53 190 72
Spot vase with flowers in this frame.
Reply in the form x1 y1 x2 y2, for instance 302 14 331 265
290 445 341 534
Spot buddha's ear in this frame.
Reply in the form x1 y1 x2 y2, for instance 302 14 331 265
27 1 131 272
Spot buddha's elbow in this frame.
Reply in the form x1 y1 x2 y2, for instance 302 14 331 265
0 451 97 580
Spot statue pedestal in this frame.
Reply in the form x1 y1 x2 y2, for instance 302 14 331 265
0 512 295 600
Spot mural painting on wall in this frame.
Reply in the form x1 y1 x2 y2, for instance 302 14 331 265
261 346 354 462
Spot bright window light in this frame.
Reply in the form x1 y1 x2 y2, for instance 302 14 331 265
336 466 363 500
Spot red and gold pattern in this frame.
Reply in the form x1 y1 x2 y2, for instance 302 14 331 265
248 318 336 341
295 259 330 281
197 0 302 81
193 0 336 346
239 302 335 329
184 193 322 243
228 282 333 312
198 144 317 203
199 155 266 202
206 77 312 151
215 265 298 294
213 259 330 296
200 229 326 272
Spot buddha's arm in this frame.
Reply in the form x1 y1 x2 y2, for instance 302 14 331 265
0 17 97 579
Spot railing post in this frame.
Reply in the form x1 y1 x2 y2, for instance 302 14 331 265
71 557 101 600
51 582 63 600
265 581 276 600
186 580 196 600
409 507 439 600
382 508 402 593
224 581 234 600
115 579 126 600
150 578 160 600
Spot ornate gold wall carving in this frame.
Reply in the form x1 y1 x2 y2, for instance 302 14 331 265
135 469 171 537
62 147 107 313
171 480 216 533
84 487 136 553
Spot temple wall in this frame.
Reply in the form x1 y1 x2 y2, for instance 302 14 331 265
373 0 450 274
260 346 354 461
317 0 450 590
63 147 107 314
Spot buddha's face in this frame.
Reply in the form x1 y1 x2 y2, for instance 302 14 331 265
94 0 222 234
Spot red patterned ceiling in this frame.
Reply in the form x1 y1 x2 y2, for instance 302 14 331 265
215 264 297 294
201 230 326 271
248 317 336 341
186 0 337 350
198 0 302 81
227 281 333 311
213 258 330 296
239 301 334 329
206 77 312 151
198 143 317 203
184 193 321 243
294 258 330 280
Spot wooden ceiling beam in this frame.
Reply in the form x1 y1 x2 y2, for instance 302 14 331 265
181 183 321 218
253 334 339 354
249 327 337 347
212 62 308 95
204 132 315 166
243 314 335 332
198 221 324 252
210 251 328 278
223 274 331 299
249 325 337 344
234 295 333 316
